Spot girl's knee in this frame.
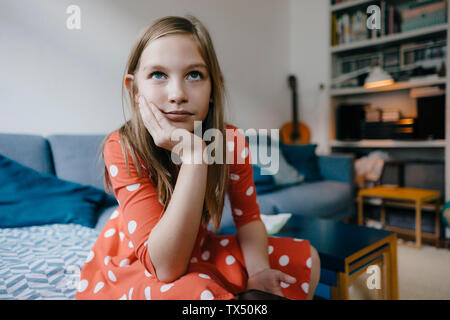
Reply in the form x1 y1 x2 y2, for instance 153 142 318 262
310 245 321 273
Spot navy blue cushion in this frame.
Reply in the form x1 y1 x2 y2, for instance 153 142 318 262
280 143 322 182
0 153 113 228
252 164 281 195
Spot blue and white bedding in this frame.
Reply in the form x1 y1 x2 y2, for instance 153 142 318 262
0 224 99 300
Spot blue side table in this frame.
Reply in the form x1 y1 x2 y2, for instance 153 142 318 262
277 214 398 300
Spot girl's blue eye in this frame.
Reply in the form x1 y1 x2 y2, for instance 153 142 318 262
149 71 165 80
187 71 202 80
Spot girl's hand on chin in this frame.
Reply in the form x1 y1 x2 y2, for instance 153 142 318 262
138 96 205 163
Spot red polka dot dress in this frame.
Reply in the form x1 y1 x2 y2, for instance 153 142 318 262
76 124 312 300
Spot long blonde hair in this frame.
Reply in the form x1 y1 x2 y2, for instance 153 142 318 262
101 15 229 231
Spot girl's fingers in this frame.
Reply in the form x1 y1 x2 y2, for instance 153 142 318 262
280 272 297 284
139 98 160 135
148 101 172 129
139 96 161 130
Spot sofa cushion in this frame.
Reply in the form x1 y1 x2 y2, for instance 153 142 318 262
0 133 54 174
280 143 322 182
0 153 114 228
256 181 352 219
247 134 304 191
47 134 108 191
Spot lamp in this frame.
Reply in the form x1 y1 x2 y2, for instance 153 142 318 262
364 66 394 88
332 65 394 89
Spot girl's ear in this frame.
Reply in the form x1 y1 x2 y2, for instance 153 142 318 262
124 74 139 103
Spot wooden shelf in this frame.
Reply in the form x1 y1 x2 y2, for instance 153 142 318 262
330 139 447 148
331 24 448 53
330 77 447 96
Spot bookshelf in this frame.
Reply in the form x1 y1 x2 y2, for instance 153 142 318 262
328 0 449 200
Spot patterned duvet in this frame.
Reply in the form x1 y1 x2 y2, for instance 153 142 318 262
0 224 99 300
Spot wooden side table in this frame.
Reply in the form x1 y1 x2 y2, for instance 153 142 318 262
357 186 441 248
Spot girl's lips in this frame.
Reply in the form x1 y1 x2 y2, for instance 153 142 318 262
163 113 192 121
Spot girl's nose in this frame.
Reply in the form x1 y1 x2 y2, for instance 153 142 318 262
168 79 188 104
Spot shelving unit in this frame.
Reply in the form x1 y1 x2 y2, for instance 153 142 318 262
328 0 449 201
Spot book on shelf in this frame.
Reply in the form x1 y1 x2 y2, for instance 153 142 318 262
330 0 447 47
365 107 382 122
381 109 401 122
409 86 446 98
400 0 447 32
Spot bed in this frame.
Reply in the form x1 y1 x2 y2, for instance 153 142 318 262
0 224 99 300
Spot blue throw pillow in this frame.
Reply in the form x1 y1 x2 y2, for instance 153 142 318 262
252 164 280 194
280 143 322 182
247 134 304 194
0 153 114 228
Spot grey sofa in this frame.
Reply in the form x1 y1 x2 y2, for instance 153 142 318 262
0 132 355 232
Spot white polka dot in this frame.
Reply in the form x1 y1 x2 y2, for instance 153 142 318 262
109 165 118 177
110 210 119 219
294 238 304 242
128 287 134 300
85 250 94 263
268 245 274 255
201 251 210 261
119 294 127 300
225 255 236 265
126 183 140 191
230 174 240 181
279 255 290 266
200 290 214 300
128 241 134 248
301 282 309 294
104 228 116 238
200 237 205 247
143 240 148 247
190 257 198 263
119 259 130 267
227 141 234 152
144 269 151 278
241 147 249 159
160 284 174 293
306 257 312 269
220 239 230 247
94 281 104 294
280 281 290 289
233 208 243 216
199 273 211 279
77 279 88 293
108 270 117 282
104 256 111 266
128 220 137 234
145 286 151 300
119 232 125 241
246 186 254 196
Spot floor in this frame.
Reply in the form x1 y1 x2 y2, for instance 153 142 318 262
348 239 450 300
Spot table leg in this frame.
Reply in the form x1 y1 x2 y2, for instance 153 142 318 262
388 235 399 300
435 199 441 248
383 249 391 299
415 200 422 248
337 272 350 300
380 199 386 228
358 195 364 226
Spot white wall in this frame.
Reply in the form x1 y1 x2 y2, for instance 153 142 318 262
0 0 291 136
288 0 330 154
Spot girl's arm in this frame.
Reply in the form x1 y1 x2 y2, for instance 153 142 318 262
147 157 207 283
237 220 270 277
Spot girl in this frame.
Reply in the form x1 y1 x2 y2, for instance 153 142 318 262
76 15 320 300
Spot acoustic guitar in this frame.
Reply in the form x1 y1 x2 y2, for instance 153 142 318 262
280 75 311 145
